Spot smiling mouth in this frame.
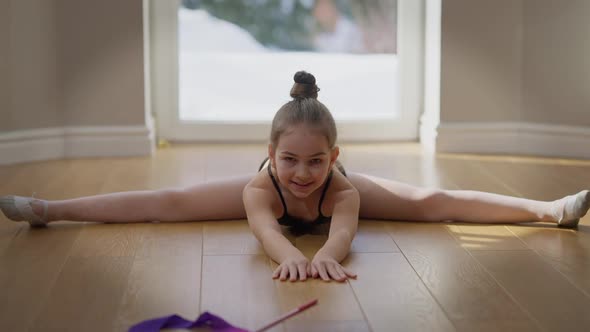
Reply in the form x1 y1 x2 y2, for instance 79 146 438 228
291 181 313 189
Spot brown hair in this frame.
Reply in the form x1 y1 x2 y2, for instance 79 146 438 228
270 71 337 149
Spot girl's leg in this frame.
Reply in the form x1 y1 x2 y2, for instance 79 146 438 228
348 172 589 227
0 175 252 225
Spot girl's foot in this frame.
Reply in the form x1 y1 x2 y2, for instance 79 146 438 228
551 190 590 228
0 196 48 227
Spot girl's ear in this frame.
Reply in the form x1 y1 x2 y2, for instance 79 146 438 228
268 144 276 168
329 146 340 168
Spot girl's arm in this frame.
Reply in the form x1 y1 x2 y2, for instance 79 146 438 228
312 187 360 281
243 185 310 281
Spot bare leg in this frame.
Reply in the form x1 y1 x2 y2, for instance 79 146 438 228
348 172 588 225
1 175 252 224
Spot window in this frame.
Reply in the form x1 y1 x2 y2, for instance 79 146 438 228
151 0 423 142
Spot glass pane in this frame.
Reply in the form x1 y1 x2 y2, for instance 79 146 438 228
179 0 398 122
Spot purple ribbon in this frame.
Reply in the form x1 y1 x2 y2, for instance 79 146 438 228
128 312 249 332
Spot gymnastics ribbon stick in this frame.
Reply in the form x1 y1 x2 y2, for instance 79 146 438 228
254 299 318 332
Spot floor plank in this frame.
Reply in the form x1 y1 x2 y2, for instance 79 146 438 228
101 157 154 192
472 250 590 332
481 159 590 296
0 160 86 331
0 242 77 332
53 158 114 199
273 276 367 326
343 143 449 188
69 223 146 258
0 223 23 256
202 144 265 181
285 320 370 332
0 160 75 253
475 159 572 201
201 254 282 331
148 146 207 189
113 223 203 331
435 156 508 193
202 220 264 255
387 222 539 331
447 224 529 251
435 156 533 251
0 159 73 198
272 235 369 331
30 256 134 332
351 220 400 253
508 226 590 297
346 252 455 332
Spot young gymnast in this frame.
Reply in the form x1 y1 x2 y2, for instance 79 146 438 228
1 71 589 283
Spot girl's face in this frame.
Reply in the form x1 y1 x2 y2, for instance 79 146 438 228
269 124 339 199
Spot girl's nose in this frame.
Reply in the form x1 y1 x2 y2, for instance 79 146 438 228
295 165 310 178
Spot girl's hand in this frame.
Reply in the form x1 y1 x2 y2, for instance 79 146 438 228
272 255 311 282
311 252 357 282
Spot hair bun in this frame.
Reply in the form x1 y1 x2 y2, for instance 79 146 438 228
290 70 320 99
294 71 316 85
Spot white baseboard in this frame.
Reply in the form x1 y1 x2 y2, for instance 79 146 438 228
0 125 155 165
431 122 590 159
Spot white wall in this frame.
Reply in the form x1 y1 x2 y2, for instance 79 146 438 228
0 0 153 165
433 0 590 159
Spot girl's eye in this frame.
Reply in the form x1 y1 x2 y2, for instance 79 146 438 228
282 157 296 162
310 159 322 165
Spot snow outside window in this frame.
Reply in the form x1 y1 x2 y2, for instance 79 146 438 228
178 0 399 123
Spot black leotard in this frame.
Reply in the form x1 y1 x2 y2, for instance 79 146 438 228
266 165 332 226
257 157 346 227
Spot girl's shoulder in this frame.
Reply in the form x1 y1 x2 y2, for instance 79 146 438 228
330 168 356 192
244 167 275 193
322 167 358 207
243 168 283 216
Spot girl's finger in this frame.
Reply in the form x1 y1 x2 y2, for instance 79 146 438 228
272 265 281 279
342 266 357 279
279 265 289 281
288 264 298 282
327 263 345 282
311 265 319 278
297 263 308 281
307 264 312 277
317 263 330 281
335 265 349 281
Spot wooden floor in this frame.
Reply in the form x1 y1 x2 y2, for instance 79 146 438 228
1 143 590 332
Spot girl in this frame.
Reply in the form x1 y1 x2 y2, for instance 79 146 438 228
1 71 589 283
